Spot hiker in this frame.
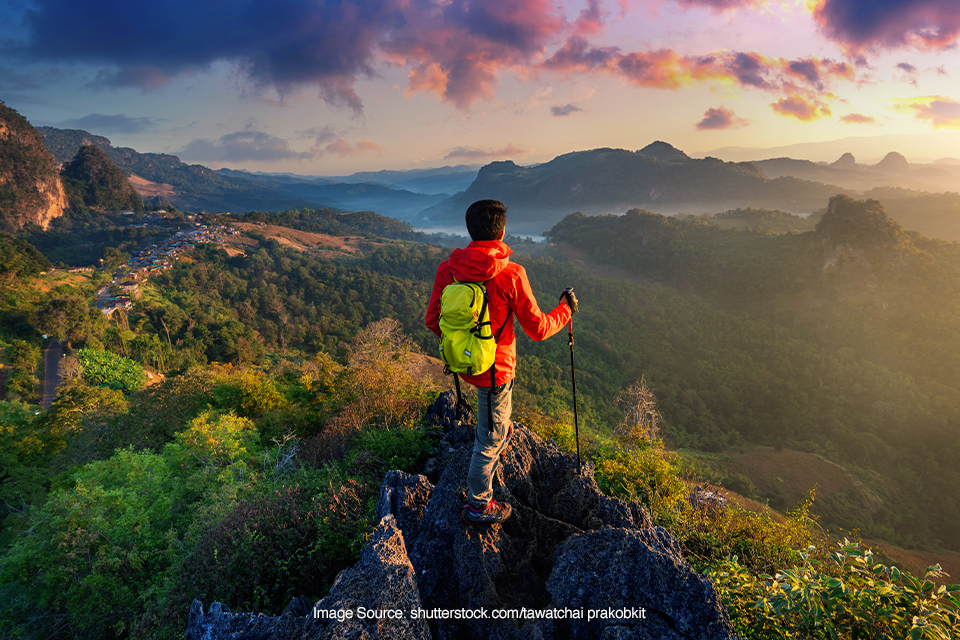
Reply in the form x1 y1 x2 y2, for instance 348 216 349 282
425 199 578 525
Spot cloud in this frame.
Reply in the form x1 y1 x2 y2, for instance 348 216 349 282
87 66 173 91
443 143 525 160
771 94 832 121
813 0 960 53
674 0 763 11
896 96 960 128
317 137 385 157
0 66 42 91
541 42 857 121
695 106 747 130
551 104 585 116
6 0 573 112
839 113 878 124
179 131 316 163
59 113 155 134
540 37 620 74
572 0 608 36
895 61 920 86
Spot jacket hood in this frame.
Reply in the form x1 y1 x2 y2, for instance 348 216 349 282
448 240 513 282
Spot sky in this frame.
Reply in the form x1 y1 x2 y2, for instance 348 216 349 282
1 0 959 175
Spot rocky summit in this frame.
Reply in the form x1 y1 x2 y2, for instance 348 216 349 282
185 392 736 640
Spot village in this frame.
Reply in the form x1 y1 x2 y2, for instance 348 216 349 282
96 214 240 316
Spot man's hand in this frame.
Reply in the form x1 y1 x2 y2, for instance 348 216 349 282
560 287 578 313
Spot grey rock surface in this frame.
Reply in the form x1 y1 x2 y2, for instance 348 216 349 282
185 392 736 640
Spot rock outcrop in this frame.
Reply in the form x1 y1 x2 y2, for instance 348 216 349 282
830 152 857 170
0 103 68 231
186 393 736 640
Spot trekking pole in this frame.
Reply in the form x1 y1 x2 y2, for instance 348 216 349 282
568 317 581 470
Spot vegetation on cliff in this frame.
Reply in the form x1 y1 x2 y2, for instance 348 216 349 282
61 145 142 213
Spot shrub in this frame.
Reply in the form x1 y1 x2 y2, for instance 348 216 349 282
0 411 260 640
678 493 819 574
351 426 431 474
0 449 181 640
77 348 146 392
150 476 375 640
707 540 960 639
594 440 688 527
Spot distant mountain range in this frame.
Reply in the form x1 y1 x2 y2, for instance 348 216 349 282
214 169 448 220
703 133 960 183
37 128 464 216
29 123 960 238
418 143 848 233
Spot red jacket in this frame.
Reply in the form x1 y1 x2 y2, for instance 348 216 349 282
425 240 571 387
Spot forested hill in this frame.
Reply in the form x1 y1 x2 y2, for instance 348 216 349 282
419 145 846 233
546 194 960 549
547 194 960 393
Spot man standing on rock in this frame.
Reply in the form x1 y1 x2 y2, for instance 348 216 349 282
425 199 577 525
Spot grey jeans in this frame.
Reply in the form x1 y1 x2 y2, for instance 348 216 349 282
466 380 514 506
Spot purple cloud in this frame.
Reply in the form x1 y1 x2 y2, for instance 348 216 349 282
695 106 747 130
179 131 316 163
59 113 155 134
814 0 960 52
551 104 585 116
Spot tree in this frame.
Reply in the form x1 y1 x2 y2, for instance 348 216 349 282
615 375 662 442
34 297 89 346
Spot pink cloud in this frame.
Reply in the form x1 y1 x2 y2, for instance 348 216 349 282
542 42 856 96
674 0 762 10
839 113 877 124
317 137 385 157
771 95 832 121
898 96 960 128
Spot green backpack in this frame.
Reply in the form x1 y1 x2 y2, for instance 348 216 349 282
438 280 497 378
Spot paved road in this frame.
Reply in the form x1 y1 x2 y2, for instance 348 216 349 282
42 341 63 409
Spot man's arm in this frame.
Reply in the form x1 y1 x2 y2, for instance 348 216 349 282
424 262 448 337
510 265 571 341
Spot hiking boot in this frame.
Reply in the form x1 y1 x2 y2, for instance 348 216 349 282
461 499 512 525
499 423 513 456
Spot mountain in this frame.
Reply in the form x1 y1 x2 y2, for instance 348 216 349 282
39 127 316 213
419 147 846 233
725 151 960 194
216 169 447 220
702 132 960 165
324 164 480 195
703 135 960 193
637 140 691 163
0 103 68 232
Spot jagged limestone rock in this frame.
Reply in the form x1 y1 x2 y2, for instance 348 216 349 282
185 392 735 640
186 515 429 640
546 527 734 639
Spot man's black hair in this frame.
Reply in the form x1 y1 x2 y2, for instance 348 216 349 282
465 199 508 241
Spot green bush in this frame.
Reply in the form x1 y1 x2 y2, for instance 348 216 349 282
594 441 688 525
351 426 431 474
707 541 960 639
78 348 146 392
0 411 258 640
